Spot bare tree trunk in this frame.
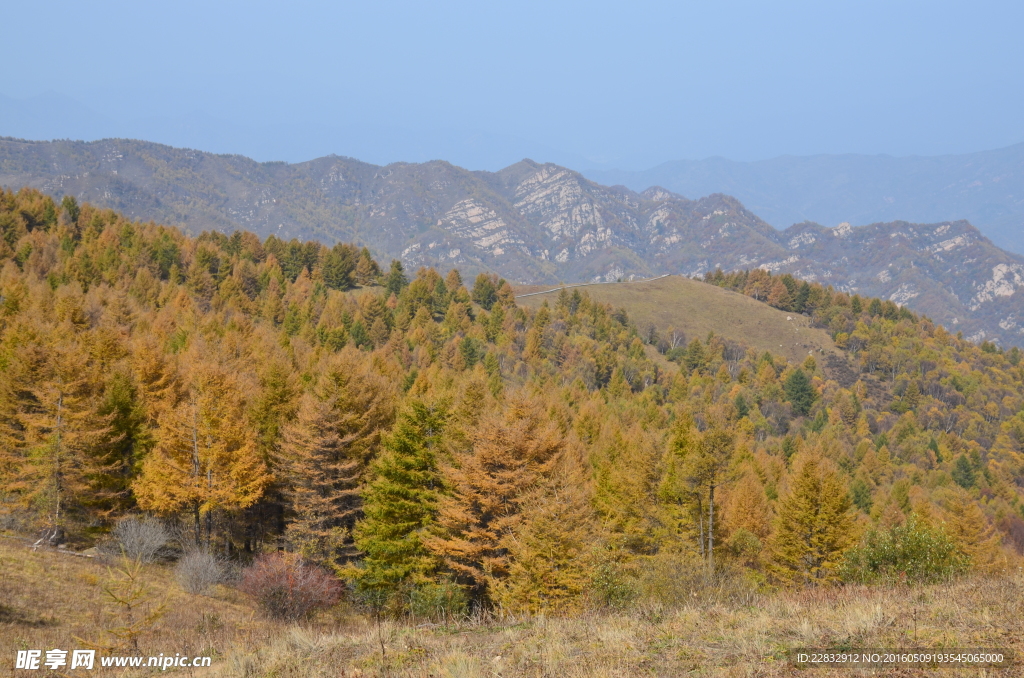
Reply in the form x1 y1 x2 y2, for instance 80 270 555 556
54 390 64 527
190 395 202 546
193 502 201 547
206 468 213 547
695 493 704 558
224 516 232 558
708 484 715 572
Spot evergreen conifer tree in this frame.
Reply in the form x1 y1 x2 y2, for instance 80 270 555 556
349 400 448 598
321 244 356 290
384 260 408 296
471 273 498 310
784 368 817 416
355 247 382 285
952 455 976 488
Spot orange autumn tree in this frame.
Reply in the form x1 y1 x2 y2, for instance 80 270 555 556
0 326 34 508
277 349 396 566
769 457 855 586
942 490 1007 574
722 472 773 566
426 395 563 604
489 445 598 613
134 361 269 546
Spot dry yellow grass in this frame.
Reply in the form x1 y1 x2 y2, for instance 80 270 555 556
514 276 841 366
2 538 1021 677
0 535 256 674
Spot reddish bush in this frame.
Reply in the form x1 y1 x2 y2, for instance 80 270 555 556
239 553 341 620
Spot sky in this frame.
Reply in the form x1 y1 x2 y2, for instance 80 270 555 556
1 0 1022 171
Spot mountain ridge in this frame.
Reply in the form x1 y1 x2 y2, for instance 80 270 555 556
3 136 1024 346
585 143 1024 255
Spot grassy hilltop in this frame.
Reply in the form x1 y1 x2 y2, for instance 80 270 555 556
514 275 842 366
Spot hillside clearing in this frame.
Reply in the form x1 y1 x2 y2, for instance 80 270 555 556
515 275 843 366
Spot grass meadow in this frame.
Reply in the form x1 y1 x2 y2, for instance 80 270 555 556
2 538 1021 677
514 276 840 367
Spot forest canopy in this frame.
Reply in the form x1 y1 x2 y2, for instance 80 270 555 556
1 187 1022 614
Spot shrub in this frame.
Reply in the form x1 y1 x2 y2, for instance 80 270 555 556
0 506 30 533
587 554 757 611
407 580 468 620
727 528 763 566
841 515 968 584
239 553 341 620
636 553 757 608
176 550 226 595
588 561 638 610
112 516 169 563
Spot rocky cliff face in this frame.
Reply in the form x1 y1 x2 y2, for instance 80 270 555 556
3 137 1024 346
769 219 1024 346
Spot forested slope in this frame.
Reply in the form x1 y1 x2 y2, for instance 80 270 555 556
1 187 1022 613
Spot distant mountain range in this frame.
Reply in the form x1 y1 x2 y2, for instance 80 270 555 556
3 137 1024 347
0 91 600 172
586 144 1024 255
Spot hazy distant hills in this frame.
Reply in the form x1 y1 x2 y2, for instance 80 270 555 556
0 91 600 172
4 136 1024 347
586 145 1024 256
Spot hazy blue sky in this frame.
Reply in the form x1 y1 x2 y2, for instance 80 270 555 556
2 0 1022 170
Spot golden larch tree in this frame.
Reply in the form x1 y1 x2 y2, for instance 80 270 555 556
592 424 660 553
723 471 773 566
426 396 563 604
680 428 735 570
11 333 116 532
278 350 396 566
134 361 269 545
489 444 597 613
769 458 855 586
943 491 1007 574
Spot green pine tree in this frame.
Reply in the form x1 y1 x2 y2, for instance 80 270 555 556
384 259 408 296
952 455 976 488
784 368 817 416
321 243 357 290
471 273 498 310
348 400 448 602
